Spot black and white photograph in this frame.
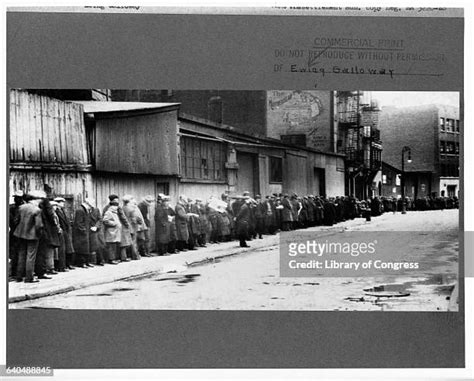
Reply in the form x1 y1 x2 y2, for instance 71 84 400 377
8 89 460 311
3 5 470 376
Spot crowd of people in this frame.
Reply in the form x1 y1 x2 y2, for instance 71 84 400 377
9 189 459 283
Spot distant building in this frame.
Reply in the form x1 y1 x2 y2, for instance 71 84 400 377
378 104 460 198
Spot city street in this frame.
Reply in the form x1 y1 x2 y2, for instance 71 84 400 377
11 209 459 311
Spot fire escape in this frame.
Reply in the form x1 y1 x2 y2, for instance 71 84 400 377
336 91 382 200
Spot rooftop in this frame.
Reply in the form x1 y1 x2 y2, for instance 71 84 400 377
71 101 180 114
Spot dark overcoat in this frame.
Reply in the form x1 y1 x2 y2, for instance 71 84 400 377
281 198 293 222
235 203 250 235
40 199 61 248
56 207 75 254
155 203 171 244
73 204 91 254
89 207 105 252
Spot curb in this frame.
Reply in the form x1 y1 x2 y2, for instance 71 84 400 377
6 216 394 304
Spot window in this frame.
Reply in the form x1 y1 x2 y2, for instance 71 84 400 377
455 120 460 133
180 136 226 181
446 119 454 132
446 142 455 154
440 141 445 153
281 134 307 147
382 174 387 184
269 156 283 183
440 117 445 131
455 143 460 154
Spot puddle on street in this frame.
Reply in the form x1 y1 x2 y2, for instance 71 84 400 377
347 273 457 309
153 273 201 285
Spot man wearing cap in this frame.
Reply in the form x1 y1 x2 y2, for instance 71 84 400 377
175 196 190 252
13 191 45 282
103 194 130 231
122 195 142 260
9 190 24 279
195 198 208 247
102 200 122 264
186 198 200 250
138 195 155 257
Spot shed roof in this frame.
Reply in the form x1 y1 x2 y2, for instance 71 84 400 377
71 101 180 114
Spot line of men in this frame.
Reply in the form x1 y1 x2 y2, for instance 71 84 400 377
9 191 156 283
9 189 459 283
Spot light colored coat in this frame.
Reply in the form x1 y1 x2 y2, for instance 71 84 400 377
103 209 122 243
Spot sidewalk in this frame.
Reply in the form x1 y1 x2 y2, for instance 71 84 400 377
8 219 358 304
8 234 281 303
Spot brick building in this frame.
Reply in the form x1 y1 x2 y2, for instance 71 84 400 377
378 104 460 199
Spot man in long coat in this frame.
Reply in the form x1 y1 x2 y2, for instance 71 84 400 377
281 194 293 231
155 196 171 256
102 201 121 264
235 197 251 247
138 195 154 256
122 195 142 260
175 196 190 251
195 198 209 247
87 198 106 266
254 195 266 239
38 197 61 276
73 201 93 268
185 198 199 250
323 198 337 226
54 197 75 271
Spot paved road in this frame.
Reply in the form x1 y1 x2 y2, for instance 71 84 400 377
14 209 459 311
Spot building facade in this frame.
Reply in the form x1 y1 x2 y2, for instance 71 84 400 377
112 89 378 199
378 104 460 198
